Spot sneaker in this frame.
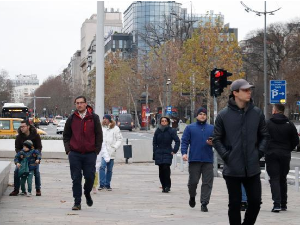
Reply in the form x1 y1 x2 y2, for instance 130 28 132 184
164 187 170 193
72 204 81 210
271 206 281 213
201 204 208 212
106 187 112 191
85 193 93 207
19 192 27 196
27 192 32 197
281 204 287 211
9 189 19 196
98 186 105 191
189 197 196 208
36 189 41 196
241 202 248 211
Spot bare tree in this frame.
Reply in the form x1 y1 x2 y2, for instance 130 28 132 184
0 69 12 104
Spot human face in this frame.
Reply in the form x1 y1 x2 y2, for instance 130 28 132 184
20 123 29 134
234 88 252 103
196 112 207 122
103 118 109 125
160 118 169 125
23 145 30 152
75 98 87 113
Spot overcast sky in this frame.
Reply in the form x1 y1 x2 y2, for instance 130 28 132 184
0 0 299 83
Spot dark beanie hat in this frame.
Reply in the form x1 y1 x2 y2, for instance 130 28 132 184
23 140 33 149
103 114 112 122
197 107 207 115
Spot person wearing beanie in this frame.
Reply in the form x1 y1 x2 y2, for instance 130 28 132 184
99 114 123 191
10 120 42 197
213 79 269 224
14 140 41 196
153 116 180 193
265 104 299 212
63 96 103 210
181 107 214 212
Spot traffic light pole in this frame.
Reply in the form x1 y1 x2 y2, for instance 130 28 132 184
24 96 51 117
213 96 218 177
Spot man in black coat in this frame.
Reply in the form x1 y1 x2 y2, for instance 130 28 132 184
213 79 269 225
266 104 299 212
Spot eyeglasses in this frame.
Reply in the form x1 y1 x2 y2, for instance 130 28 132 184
20 126 28 128
75 102 86 105
240 88 252 93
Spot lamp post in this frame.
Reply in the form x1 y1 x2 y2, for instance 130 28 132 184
166 78 171 108
241 1 281 119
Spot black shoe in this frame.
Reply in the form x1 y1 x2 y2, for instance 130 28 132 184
72 204 81 210
281 204 287 211
240 202 248 211
85 194 93 207
164 187 170 193
271 206 281 213
189 197 196 208
201 204 208 212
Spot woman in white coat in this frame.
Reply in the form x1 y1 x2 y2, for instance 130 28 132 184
99 115 123 191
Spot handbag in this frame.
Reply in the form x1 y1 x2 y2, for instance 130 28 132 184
18 158 29 178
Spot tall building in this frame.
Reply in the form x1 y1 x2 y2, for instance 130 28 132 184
11 74 39 103
123 1 182 57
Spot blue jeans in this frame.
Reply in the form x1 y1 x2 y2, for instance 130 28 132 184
14 165 41 190
241 184 247 202
99 158 114 188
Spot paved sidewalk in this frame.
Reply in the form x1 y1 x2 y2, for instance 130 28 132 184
0 159 300 225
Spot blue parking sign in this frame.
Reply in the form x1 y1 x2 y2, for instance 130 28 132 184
270 80 286 104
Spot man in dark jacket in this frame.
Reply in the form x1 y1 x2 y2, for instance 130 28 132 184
181 107 214 212
266 104 299 212
63 96 103 210
213 79 269 225
9 120 42 196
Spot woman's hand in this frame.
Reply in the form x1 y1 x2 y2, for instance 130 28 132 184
17 163 21 168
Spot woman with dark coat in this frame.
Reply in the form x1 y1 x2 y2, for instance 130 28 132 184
153 116 180 193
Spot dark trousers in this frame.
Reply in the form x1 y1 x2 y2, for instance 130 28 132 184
188 162 214 205
14 165 41 190
158 164 171 189
266 153 291 207
68 151 97 205
224 174 262 225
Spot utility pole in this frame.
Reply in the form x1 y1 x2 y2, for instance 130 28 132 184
24 95 51 117
241 1 281 119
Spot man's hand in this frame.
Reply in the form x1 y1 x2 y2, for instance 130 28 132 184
182 154 188 161
35 160 40 164
17 163 21 168
206 139 213 146
171 152 175 155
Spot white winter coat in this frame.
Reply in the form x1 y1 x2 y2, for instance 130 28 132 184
102 120 123 159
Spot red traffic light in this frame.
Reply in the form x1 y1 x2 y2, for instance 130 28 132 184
215 70 224 78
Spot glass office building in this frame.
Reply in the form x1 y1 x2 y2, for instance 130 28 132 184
123 1 182 57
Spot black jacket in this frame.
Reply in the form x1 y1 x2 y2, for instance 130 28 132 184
213 98 269 177
15 125 42 153
153 126 180 165
266 113 299 155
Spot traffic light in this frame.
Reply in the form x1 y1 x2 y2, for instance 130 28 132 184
210 68 233 97
210 68 224 97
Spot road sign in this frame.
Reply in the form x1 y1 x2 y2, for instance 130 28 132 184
297 101 300 105
270 80 286 104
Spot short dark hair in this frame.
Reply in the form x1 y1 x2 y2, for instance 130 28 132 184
274 104 285 113
21 120 30 126
74 96 87 103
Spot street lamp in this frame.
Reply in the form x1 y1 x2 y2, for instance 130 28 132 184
241 1 281 119
166 78 171 108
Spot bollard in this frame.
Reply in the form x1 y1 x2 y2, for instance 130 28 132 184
172 154 176 170
295 167 299 192
213 148 218 177
123 138 132 164
174 152 177 168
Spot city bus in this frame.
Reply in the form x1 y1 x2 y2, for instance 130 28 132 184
1 103 29 120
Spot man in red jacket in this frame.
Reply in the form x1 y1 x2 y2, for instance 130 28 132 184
63 96 103 210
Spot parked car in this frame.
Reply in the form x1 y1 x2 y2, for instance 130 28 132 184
39 117 49 125
0 118 47 135
117 114 134 131
53 115 63 125
56 120 66 134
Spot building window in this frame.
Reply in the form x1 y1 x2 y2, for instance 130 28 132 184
119 40 123 49
113 40 116 48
